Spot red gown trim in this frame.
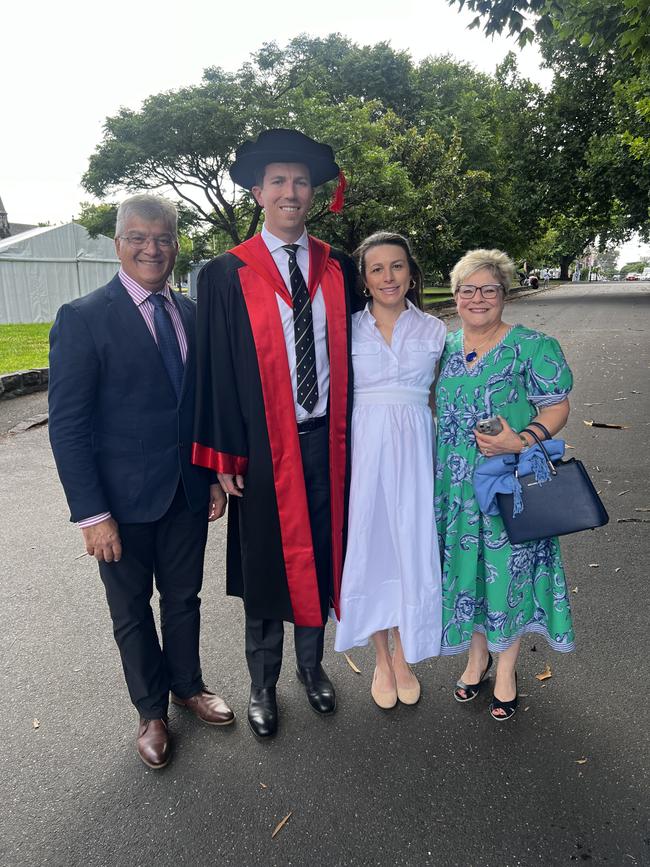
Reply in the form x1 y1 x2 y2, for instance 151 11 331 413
233 237 326 627
191 443 248 476
231 234 328 303
320 256 348 619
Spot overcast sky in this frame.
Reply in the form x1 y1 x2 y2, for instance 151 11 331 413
2 0 646 264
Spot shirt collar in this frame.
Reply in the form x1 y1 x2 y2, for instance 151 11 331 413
359 298 424 324
261 224 309 254
119 267 172 306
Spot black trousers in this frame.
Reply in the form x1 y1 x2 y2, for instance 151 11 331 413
245 424 332 688
98 483 208 718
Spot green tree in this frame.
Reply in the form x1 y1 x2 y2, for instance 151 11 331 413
76 202 118 238
620 258 649 275
446 0 649 61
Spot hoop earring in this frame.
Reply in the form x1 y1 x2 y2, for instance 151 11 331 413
363 287 371 297
409 278 416 290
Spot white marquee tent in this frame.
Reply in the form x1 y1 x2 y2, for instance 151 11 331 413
0 223 119 324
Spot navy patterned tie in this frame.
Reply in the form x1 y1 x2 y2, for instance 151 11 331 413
149 292 184 399
283 244 318 413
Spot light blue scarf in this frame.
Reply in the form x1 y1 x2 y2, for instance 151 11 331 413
472 440 566 517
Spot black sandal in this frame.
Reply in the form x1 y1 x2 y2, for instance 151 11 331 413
488 673 518 721
454 652 493 703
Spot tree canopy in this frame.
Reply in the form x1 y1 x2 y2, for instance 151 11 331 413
82 32 650 280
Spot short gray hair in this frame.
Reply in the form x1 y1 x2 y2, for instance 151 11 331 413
450 248 515 294
115 194 178 238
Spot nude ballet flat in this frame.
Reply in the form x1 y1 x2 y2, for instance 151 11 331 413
371 668 398 709
396 673 421 706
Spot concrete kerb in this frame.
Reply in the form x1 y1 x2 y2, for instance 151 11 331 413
0 368 49 400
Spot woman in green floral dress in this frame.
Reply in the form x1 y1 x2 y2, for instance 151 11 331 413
435 249 574 721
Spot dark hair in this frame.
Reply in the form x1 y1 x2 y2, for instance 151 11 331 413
353 231 424 309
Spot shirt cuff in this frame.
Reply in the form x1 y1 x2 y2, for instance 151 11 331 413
78 512 112 528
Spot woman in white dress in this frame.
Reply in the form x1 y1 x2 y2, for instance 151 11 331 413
335 232 446 708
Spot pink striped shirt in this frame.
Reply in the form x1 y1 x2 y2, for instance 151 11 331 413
78 270 188 528
118 268 188 362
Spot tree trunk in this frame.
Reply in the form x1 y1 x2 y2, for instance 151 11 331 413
560 255 572 281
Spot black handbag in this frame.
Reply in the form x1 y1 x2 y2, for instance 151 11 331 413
496 428 609 544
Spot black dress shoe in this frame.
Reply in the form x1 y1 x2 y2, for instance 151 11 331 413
248 686 278 738
296 664 336 714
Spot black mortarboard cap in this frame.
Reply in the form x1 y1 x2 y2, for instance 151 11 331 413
229 128 340 190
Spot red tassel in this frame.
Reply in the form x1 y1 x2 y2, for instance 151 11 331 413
329 170 347 213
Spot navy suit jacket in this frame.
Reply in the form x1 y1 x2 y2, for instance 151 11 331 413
49 274 211 524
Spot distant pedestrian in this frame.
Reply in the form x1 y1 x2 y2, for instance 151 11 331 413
541 268 550 288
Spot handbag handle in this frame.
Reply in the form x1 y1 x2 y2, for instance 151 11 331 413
526 420 551 440
513 426 557 476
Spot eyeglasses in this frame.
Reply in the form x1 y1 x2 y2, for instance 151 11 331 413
118 234 176 248
456 284 503 300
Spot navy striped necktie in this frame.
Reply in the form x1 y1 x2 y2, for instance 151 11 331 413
283 244 318 414
149 292 184 399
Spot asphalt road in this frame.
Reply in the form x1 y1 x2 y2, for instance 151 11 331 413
1 282 648 867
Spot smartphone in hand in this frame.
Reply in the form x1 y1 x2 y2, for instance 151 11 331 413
476 416 503 436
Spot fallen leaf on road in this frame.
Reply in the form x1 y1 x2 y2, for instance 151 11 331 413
583 419 629 429
617 490 631 496
272 812 293 839
583 403 603 407
615 568 621 573
634 508 650 512
572 587 578 593
613 397 627 401
260 783 268 789
343 653 361 674
33 719 40 729
576 758 588 765
535 665 552 682
588 563 599 568
630 390 641 394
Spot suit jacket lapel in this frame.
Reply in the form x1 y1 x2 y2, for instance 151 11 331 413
106 275 175 394
172 291 195 399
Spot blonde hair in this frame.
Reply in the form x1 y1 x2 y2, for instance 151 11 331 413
450 249 515 295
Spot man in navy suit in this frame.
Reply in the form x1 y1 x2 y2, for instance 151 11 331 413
49 194 234 769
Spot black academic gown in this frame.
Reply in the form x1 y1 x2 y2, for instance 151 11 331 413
192 233 360 628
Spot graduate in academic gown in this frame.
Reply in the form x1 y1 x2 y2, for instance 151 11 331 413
192 129 361 737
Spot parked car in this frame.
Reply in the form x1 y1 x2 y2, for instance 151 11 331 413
625 273 641 281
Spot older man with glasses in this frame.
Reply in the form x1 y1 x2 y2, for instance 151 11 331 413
49 194 234 769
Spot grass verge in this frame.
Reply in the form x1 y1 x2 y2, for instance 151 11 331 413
0 323 51 375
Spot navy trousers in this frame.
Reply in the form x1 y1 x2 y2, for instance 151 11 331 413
98 483 208 717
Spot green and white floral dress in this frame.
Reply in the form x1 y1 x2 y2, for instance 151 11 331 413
434 325 575 654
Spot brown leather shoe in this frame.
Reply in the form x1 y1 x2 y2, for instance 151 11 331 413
136 717 171 769
171 688 235 726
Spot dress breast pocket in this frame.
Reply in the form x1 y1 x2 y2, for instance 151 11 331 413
351 341 382 387
405 339 438 377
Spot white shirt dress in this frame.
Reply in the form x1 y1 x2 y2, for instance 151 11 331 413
334 301 446 663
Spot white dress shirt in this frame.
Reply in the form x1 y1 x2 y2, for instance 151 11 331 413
261 225 329 421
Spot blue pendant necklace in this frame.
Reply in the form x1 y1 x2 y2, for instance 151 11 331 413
464 323 503 363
